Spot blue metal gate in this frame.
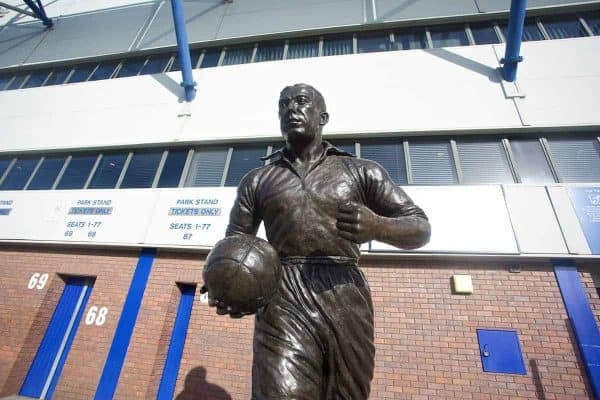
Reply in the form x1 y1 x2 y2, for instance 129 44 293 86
20 276 94 399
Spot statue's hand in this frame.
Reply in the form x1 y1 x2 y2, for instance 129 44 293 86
336 202 379 244
200 285 247 318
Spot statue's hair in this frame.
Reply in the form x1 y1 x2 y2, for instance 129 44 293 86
280 83 326 112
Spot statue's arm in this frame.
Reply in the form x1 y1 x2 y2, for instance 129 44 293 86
225 170 261 237
336 160 430 250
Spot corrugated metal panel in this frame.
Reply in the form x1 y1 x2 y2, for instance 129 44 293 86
457 140 515 184
26 4 155 64
547 137 600 183
185 148 228 187
360 140 407 185
409 141 458 185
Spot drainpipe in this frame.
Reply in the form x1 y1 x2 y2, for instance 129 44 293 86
500 0 527 82
170 0 196 102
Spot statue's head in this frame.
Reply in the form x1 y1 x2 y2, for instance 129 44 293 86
278 83 329 147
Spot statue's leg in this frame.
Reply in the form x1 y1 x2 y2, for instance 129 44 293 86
251 263 324 400
316 265 375 400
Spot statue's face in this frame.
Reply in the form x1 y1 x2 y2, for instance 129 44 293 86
278 85 326 145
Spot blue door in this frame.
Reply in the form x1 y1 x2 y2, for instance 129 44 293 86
20 276 94 399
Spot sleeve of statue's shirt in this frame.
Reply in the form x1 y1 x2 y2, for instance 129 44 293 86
356 159 428 220
226 169 262 237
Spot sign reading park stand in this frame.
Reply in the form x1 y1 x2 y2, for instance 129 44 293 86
569 187 600 254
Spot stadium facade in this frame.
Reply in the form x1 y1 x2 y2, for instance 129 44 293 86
1 0 600 398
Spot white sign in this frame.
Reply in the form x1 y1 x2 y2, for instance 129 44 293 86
370 186 518 254
0 190 159 244
144 187 236 247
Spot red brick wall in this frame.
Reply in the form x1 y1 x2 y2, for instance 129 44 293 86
0 245 596 399
0 245 138 399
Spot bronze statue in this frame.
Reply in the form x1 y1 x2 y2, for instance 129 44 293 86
202 83 430 399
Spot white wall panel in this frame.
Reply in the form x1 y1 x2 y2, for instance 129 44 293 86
0 38 599 152
180 45 520 142
371 186 519 254
502 185 567 253
0 75 183 152
513 38 600 128
547 185 592 254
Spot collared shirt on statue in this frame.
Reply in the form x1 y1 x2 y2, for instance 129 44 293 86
226 141 427 259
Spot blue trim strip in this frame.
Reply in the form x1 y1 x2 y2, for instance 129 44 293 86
20 277 87 398
45 278 94 399
554 262 600 398
157 284 196 400
94 248 156 400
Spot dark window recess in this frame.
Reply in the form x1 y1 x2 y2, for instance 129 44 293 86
21 70 51 88
470 22 500 44
0 157 39 190
500 18 545 41
547 137 600 182
170 51 201 71
509 139 556 184
328 141 355 155
409 141 458 185
457 140 515 184
27 157 66 190
88 153 127 189
140 55 171 75
6 74 28 90
157 150 187 188
430 25 469 47
67 64 96 83
225 146 266 187
0 159 12 179
222 46 253 65
56 155 97 189
185 148 228 187
255 42 284 62
199 49 221 68
541 15 587 39
323 35 353 56
287 39 319 59
88 62 119 81
116 58 146 78
44 69 71 86
0 74 13 90
120 151 162 188
357 32 391 53
360 140 407 185
394 29 428 50
585 11 600 35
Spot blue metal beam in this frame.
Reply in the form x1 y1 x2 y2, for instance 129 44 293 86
169 0 196 102
22 0 52 27
500 0 527 81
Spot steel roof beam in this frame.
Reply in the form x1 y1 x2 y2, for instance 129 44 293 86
22 0 53 27
170 0 196 102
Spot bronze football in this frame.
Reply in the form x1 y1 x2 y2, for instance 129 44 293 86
203 234 281 316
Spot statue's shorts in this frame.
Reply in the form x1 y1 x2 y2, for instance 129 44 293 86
251 256 375 400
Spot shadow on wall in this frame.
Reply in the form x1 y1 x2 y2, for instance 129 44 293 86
0 275 64 396
563 318 594 397
175 366 232 400
529 359 546 400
